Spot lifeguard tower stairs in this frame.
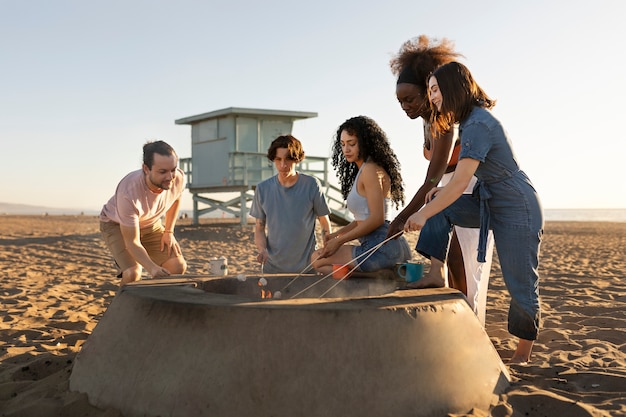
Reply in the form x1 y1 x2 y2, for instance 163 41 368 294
176 107 352 226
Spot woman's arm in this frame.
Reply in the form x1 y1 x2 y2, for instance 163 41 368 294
387 126 455 237
405 158 479 231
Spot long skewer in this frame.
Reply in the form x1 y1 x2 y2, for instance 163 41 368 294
289 231 404 299
277 254 322 293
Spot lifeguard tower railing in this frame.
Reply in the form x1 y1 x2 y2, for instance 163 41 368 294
179 152 352 226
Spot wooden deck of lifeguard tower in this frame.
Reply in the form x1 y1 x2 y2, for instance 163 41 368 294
175 107 352 226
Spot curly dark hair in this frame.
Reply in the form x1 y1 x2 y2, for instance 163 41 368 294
331 116 404 209
390 35 462 118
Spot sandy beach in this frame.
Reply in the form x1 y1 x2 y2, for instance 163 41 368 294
0 215 624 417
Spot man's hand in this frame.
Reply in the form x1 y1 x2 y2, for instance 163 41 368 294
256 248 269 264
149 265 171 278
161 232 181 256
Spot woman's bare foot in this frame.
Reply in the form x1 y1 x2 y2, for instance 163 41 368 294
407 257 447 289
509 338 534 364
407 273 445 289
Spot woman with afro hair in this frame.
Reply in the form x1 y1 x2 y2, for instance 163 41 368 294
311 116 411 275
388 35 495 326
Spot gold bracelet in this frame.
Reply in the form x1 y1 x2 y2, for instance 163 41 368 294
163 230 174 233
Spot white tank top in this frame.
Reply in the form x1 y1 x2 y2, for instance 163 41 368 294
346 164 392 221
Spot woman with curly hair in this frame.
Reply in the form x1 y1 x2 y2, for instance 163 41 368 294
405 62 544 363
388 35 495 326
311 116 411 275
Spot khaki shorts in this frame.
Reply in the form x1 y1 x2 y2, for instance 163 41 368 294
100 221 180 272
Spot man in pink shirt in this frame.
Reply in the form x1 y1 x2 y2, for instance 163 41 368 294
99 140 187 285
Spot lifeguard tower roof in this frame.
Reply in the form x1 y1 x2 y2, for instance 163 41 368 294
175 107 318 125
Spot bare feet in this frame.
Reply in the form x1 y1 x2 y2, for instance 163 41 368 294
509 338 534 364
407 258 447 289
406 273 445 289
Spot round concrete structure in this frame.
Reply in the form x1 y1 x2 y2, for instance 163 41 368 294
70 275 510 417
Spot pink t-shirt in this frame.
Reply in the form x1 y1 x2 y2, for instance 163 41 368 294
99 168 185 229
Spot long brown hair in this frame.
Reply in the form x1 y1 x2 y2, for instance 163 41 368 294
429 62 496 134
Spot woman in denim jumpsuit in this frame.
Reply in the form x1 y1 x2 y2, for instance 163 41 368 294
404 62 544 363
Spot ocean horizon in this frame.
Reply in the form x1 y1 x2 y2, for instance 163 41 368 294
543 208 626 223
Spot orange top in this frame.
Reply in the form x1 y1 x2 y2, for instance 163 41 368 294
448 142 461 167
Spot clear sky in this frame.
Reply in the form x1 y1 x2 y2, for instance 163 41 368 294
2 0 625 212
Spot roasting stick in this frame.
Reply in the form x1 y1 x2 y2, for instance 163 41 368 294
277 254 322 294
289 232 402 299
317 231 403 298
289 231 404 299
288 250 387 299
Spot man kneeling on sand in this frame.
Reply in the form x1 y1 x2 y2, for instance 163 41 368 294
99 140 187 285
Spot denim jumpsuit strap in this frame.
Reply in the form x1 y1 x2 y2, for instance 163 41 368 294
476 181 491 263
475 168 520 262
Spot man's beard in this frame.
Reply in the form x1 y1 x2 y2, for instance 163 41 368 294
149 175 170 190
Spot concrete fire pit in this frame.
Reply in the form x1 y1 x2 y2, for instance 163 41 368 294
70 275 510 417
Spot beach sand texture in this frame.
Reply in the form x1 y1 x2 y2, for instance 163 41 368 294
0 215 624 417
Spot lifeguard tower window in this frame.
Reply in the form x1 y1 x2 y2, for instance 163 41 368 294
176 107 353 226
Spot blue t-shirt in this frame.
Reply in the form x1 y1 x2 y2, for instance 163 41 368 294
250 173 330 273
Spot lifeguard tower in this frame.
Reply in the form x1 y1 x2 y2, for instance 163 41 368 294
176 107 351 225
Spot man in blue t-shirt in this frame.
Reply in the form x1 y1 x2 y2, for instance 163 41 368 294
250 135 331 274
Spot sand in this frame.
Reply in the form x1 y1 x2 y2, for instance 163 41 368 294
0 215 624 417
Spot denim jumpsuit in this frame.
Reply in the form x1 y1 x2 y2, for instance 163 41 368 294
416 107 544 341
